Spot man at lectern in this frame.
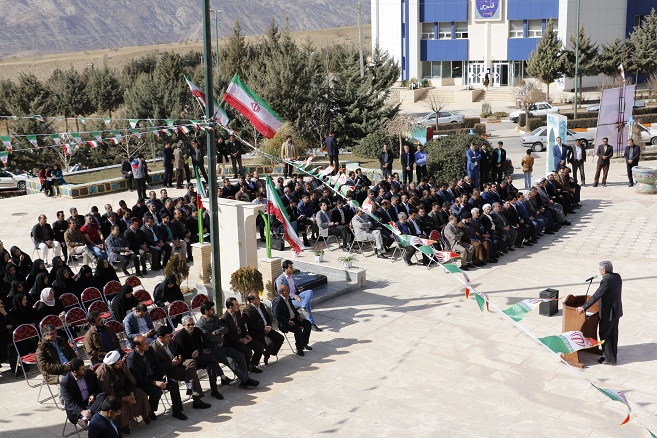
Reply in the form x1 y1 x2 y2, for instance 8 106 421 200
576 261 623 365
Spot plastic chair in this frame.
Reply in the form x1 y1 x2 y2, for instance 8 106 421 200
125 276 142 288
88 300 112 320
133 289 154 307
31 230 43 260
347 227 374 255
80 287 103 312
38 314 66 335
59 293 80 310
190 294 208 321
167 300 191 329
103 280 122 304
12 324 41 387
32 300 42 310
105 320 132 354
64 307 89 356
148 307 169 328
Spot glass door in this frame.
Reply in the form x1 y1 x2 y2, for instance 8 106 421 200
467 62 484 87
493 63 510 87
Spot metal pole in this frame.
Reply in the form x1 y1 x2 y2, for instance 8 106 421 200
358 0 364 78
214 10 220 78
203 0 222 311
573 0 580 119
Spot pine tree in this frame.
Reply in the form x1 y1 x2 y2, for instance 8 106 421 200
48 68 93 130
598 37 628 78
561 26 598 104
220 20 252 82
526 19 563 101
629 9 657 77
87 65 123 117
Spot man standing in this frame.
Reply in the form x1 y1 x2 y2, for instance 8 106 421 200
552 137 569 172
492 141 506 183
593 137 613 187
624 138 640 187
132 155 148 199
400 144 414 185
479 143 491 187
569 139 587 186
466 143 481 188
325 132 339 174
227 134 243 178
414 144 428 182
173 142 185 189
272 283 312 356
281 135 296 179
577 261 623 365
162 141 174 188
191 140 208 184
378 144 394 179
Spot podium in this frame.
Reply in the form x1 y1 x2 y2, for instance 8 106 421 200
562 294 602 367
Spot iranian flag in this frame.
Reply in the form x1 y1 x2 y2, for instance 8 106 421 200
339 185 355 197
591 384 631 425
317 166 334 178
224 74 283 138
539 331 603 354
463 271 471 299
195 166 207 209
503 298 556 322
184 76 230 127
1 135 12 151
407 236 436 247
27 135 39 148
442 263 461 274
62 144 71 155
265 175 304 254
49 134 61 145
433 250 461 264
474 292 490 312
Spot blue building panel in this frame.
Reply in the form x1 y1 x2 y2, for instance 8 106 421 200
421 40 468 61
507 0 558 20
626 0 657 37
420 0 468 23
507 38 539 61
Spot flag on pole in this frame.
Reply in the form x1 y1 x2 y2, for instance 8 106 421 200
194 167 206 244
265 175 304 254
184 76 230 127
224 74 283 138
502 298 557 322
591 384 631 425
1 135 12 152
539 331 603 354
62 144 71 155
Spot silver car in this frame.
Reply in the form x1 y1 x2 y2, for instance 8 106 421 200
520 127 595 152
0 170 27 190
415 110 465 126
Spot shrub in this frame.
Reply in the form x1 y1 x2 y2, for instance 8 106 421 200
633 106 657 116
425 133 490 185
526 117 545 132
518 113 526 126
164 254 189 286
229 266 264 303
433 117 481 132
567 118 598 129
635 114 657 124
493 111 508 118
260 122 309 164
463 117 480 128
473 123 487 135
353 131 397 159
481 102 492 118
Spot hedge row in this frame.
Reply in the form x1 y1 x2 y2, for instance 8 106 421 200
526 118 545 132
432 117 481 132
635 114 657 124
567 118 598 129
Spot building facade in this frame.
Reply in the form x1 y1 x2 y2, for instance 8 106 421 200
371 0 657 89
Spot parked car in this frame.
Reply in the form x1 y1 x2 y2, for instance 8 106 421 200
586 100 645 112
415 110 465 125
520 126 595 152
0 170 27 190
637 123 657 145
510 102 559 123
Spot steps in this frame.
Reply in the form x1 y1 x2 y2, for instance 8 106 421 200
479 87 518 105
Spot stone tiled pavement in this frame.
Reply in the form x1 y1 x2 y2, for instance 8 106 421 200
1 158 657 437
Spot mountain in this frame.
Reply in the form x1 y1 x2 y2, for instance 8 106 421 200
0 0 371 59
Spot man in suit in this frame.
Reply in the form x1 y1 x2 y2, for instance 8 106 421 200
552 136 569 172
36 324 77 385
221 297 265 372
243 293 285 365
127 335 188 421
569 138 587 185
272 283 312 356
325 132 339 174
123 218 149 275
84 312 123 365
162 141 174 188
61 358 107 429
624 138 641 187
88 396 122 438
593 137 613 187
276 260 324 330
330 198 353 251
577 261 623 365
315 201 345 248
350 209 388 259
444 215 474 270
400 144 414 185
196 301 259 390
378 144 394 179
191 140 208 183
123 304 157 349
466 143 481 188
141 215 171 270
492 141 507 183
151 325 210 409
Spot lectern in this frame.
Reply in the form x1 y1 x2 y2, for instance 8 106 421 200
562 294 601 367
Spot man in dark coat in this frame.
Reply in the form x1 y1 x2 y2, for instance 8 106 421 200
60 358 107 429
221 297 265 372
271 283 311 356
88 396 123 438
577 261 623 365
243 293 284 364
325 132 339 174
162 141 174 188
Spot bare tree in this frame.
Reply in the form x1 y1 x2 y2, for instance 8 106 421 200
514 80 545 128
385 113 415 156
596 75 633 93
426 90 449 131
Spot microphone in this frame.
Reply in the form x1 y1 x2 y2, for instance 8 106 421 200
584 275 597 283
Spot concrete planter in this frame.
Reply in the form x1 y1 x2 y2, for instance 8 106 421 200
258 257 282 301
632 166 657 195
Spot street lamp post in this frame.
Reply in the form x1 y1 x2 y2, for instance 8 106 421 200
573 0 581 119
210 8 222 78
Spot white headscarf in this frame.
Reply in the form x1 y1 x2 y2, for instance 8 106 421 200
40 287 55 307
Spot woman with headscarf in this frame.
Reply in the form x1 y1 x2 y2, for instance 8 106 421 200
28 272 50 304
48 256 66 283
0 248 11 277
5 280 24 308
154 275 185 327
2 262 20 298
94 258 119 289
111 284 138 320
52 266 76 298
25 258 47 291
9 246 32 280
35 287 65 324
0 297 13 365
74 265 96 296
8 293 35 326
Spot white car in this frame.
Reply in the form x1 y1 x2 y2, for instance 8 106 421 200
510 102 559 123
0 170 27 190
637 123 657 145
520 126 595 152
415 110 465 125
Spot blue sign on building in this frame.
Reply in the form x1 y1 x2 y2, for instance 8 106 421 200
474 0 501 20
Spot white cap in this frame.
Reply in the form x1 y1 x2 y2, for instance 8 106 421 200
103 350 121 365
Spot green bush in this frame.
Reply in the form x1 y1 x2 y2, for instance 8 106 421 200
425 134 490 185
526 117 545 132
518 113 527 126
493 112 508 118
352 131 397 159
463 117 480 128
473 123 487 135
261 122 309 164
633 106 657 116
635 114 657 124
433 117 481 132
567 118 598 129
433 128 471 137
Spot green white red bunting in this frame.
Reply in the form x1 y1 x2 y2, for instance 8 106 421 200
539 331 603 354
502 298 556 322
0 135 11 151
265 175 304 254
129 119 138 129
224 74 283 139
62 144 71 155
0 151 8 164
591 384 631 425
49 134 61 145
442 263 461 274
474 292 490 312
27 135 38 148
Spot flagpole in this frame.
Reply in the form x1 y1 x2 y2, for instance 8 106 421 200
202 0 223 312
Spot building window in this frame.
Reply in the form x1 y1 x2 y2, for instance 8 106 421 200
421 23 435 40
509 21 523 38
422 61 443 78
451 61 463 78
527 20 543 38
438 23 451 39
422 61 464 79
454 22 468 39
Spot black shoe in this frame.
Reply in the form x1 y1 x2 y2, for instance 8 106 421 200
296 348 305 356
121 425 131 435
597 357 606 364
311 325 322 332
376 252 389 259
263 353 270 366
508 247 515 252
602 182 606 186
122 269 130 276
524 242 533 246
192 400 211 409
137 273 144 278
304 344 313 350
629 183 634 187
249 365 263 373
151 265 162 271
186 388 193 396
489 258 498 263
239 378 259 389
148 411 158 421
404 260 416 266
211 390 224 400
460 265 470 271
593 182 598 187
220 377 233 386
172 411 189 420
544 231 555 235
563 221 571 226
474 261 485 267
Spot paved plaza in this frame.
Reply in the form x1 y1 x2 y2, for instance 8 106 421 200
0 156 656 437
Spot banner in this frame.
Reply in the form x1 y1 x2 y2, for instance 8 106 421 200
539 331 603 354
474 0 501 20
546 113 567 175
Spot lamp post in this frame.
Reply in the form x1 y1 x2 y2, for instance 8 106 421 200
573 0 581 119
202 0 223 311
210 8 222 78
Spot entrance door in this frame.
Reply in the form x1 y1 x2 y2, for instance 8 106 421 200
467 62 484 87
493 63 509 87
